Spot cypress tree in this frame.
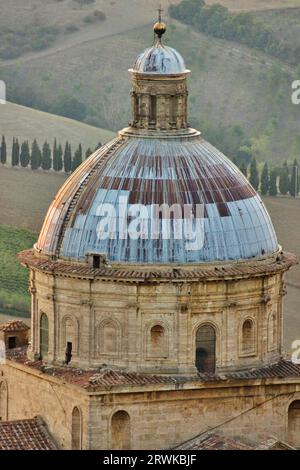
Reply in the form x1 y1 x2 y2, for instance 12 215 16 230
30 139 42 170
260 162 270 195
15 138 20 166
53 138 59 171
290 159 299 197
0 135 7 164
94 141 102 151
20 141 30 167
57 144 63 172
85 147 92 159
269 169 278 196
279 161 290 195
249 157 260 190
11 137 16 166
63 142 72 173
12 137 20 166
72 143 82 171
41 141 52 170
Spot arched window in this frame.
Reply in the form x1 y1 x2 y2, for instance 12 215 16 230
0 381 8 421
288 401 300 448
40 313 49 360
268 313 277 350
170 96 178 125
111 411 130 450
98 320 120 356
72 407 82 450
150 95 157 124
242 319 255 355
195 325 216 373
62 316 78 358
149 325 167 358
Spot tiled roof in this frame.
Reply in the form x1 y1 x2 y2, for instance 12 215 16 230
19 249 297 283
0 320 30 332
88 369 177 387
5 349 300 391
227 359 300 380
174 432 294 450
175 432 254 450
0 417 57 450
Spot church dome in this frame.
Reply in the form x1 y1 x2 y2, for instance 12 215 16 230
36 21 278 265
132 43 188 75
37 136 278 264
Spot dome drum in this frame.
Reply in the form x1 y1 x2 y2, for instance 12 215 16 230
19 19 297 377
130 71 189 131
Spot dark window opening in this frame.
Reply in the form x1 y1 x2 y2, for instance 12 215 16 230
93 255 100 269
195 325 216 374
242 319 255 354
288 401 300 448
65 342 72 364
40 313 49 360
150 95 157 123
8 337 16 349
170 96 177 125
72 407 82 450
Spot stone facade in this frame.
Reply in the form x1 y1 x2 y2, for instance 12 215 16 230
2 21 299 451
23 250 288 374
1 359 300 449
0 321 29 351
130 72 189 131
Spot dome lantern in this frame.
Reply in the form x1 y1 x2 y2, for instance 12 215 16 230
128 16 190 132
35 20 279 265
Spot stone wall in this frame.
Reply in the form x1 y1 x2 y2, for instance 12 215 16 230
0 362 89 449
89 381 299 450
1 360 300 449
27 266 284 374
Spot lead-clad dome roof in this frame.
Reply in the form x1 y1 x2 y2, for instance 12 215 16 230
37 135 278 264
132 43 187 75
36 21 278 265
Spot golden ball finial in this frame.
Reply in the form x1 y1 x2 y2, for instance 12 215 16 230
154 21 167 39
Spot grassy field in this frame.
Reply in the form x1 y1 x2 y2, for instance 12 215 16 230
0 166 67 232
0 225 36 317
1 16 299 162
0 102 114 163
262 197 300 351
0 166 299 348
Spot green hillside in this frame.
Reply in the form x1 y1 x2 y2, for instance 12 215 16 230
0 102 114 163
1 6 300 163
0 225 36 317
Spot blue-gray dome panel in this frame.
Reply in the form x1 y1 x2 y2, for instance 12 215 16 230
37 136 278 264
133 44 187 74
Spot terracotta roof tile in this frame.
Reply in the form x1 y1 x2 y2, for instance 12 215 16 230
174 432 254 450
174 432 294 450
19 250 297 283
5 348 300 391
0 417 57 450
0 320 30 332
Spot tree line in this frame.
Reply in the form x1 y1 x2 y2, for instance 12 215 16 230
169 0 300 66
235 157 299 197
0 136 102 173
0 135 298 197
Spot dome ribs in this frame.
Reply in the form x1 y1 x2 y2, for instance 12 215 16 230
54 138 126 258
37 134 279 263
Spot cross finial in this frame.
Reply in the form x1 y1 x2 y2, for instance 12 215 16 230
153 4 166 41
157 4 164 23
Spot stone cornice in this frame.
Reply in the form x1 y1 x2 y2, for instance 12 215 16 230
18 249 297 284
